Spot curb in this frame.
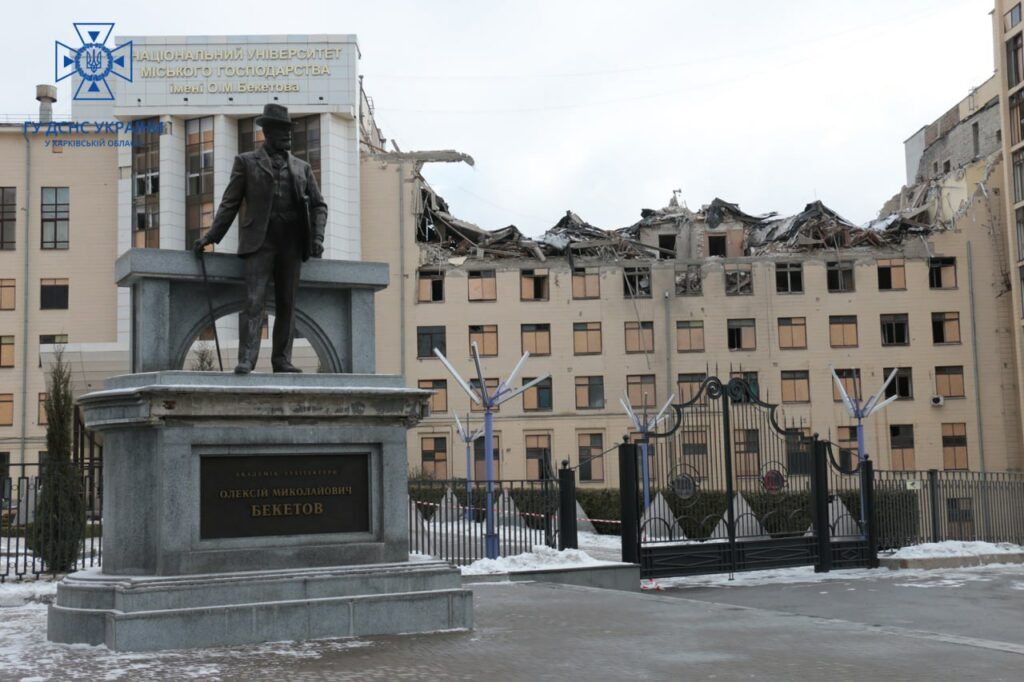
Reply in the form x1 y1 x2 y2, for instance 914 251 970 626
879 552 1024 570
462 563 640 592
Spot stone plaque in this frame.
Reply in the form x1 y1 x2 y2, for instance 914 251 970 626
200 453 369 539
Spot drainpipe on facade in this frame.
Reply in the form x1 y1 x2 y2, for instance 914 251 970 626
18 127 32 466
398 162 406 379
967 242 988 474
662 288 672 410
967 241 992 537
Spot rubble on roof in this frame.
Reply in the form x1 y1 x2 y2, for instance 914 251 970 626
416 181 939 263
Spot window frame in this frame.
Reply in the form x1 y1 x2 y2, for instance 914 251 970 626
574 376 605 409
469 324 499 357
775 262 803 294
40 187 69 250
826 261 855 293
624 320 655 354
467 270 497 302
676 320 705 353
573 322 602 355
726 318 756 351
777 317 807 350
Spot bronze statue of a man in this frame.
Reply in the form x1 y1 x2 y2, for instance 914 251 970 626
193 103 327 374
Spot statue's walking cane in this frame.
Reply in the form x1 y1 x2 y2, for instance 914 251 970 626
196 249 225 372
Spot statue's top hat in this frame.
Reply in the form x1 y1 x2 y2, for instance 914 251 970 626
255 103 291 128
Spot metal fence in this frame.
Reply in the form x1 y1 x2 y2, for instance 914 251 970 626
408 478 558 565
1 473 103 581
1 407 103 581
874 469 1024 550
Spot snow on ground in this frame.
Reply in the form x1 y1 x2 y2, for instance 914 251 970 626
885 540 1024 560
0 601 375 681
655 562 1024 590
461 545 622 576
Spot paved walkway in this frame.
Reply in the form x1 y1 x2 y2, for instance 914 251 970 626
2 564 1023 680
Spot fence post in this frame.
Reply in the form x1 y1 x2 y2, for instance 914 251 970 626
558 460 578 550
618 441 640 565
928 469 941 543
863 459 879 569
813 437 832 573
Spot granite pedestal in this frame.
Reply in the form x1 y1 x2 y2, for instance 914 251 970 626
47 372 473 651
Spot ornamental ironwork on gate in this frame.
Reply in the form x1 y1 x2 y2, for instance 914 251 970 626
618 376 877 578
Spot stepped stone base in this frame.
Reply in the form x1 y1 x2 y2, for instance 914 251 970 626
48 561 472 651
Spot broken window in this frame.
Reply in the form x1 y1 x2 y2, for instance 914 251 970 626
942 423 968 470
677 373 707 404
520 268 549 301
1017 208 1024 261
833 368 861 402
675 264 702 296
469 324 498 357
572 267 600 299
724 263 753 296
778 317 807 350
707 234 727 257
420 436 447 479
877 259 906 291
932 312 961 344
837 427 857 472
417 270 444 303
623 266 651 298
1011 91 1024 147
470 378 500 413
626 374 657 409
521 323 551 355
928 258 957 289
734 429 760 477
880 314 909 346
417 379 448 413
1008 33 1023 89
775 262 803 293
942 160 951 174
780 370 810 404
624 321 654 353
573 322 602 355
575 376 604 409
676 320 704 353
525 434 551 480
522 377 553 411
730 371 759 402
416 326 446 358
727 319 756 351
935 366 965 398
829 315 858 348
467 270 497 301
889 425 915 471
1005 3 1021 31
972 122 980 158
826 261 854 293
578 433 604 482
883 367 914 400
473 433 501 477
658 234 676 259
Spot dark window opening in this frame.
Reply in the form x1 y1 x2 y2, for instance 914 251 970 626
707 234 727 257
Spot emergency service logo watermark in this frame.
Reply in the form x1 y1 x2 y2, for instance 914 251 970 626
55 23 133 101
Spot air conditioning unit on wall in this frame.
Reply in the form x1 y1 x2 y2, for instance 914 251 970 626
930 395 945 407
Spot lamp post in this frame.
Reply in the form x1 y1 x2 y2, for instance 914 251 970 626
830 367 899 536
620 391 675 510
434 343 550 559
453 413 483 521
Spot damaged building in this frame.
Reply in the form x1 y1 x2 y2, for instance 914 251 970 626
362 79 1023 486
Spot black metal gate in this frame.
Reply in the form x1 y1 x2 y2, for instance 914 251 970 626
620 376 877 578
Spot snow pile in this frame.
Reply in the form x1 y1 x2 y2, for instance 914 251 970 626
0 578 58 607
461 545 617 576
888 541 1024 560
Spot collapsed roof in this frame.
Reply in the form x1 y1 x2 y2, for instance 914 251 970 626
416 183 938 263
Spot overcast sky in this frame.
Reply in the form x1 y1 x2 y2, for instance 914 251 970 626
1 0 995 234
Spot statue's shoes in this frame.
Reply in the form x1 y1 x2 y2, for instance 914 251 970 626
234 361 254 374
272 362 302 373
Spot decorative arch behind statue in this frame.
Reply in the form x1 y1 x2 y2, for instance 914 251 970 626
116 248 385 374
